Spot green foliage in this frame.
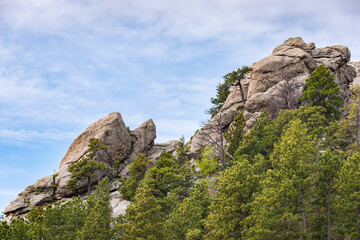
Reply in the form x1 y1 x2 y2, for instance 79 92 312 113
309 149 343 239
225 112 246 158
208 66 249 117
120 153 152 201
77 177 113 240
148 154 195 214
166 180 211 239
244 120 317 239
204 159 259 240
66 138 109 196
175 136 190 167
334 153 360 239
301 65 342 121
123 175 165 240
234 111 277 161
0 218 30 240
195 145 219 176
336 86 360 152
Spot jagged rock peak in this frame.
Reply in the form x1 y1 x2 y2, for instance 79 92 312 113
59 112 132 169
4 112 165 219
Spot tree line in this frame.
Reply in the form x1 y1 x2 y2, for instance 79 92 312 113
2 65 360 239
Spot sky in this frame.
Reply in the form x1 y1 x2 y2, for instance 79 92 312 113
0 0 360 213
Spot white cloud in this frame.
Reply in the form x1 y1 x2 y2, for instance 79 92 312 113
0 128 76 145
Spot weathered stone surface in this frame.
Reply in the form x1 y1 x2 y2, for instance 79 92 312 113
190 36 358 155
110 191 131 218
119 119 156 177
5 193 52 215
59 112 132 169
129 119 156 159
5 113 158 217
147 140 179 160
349 62 360 87
312 45 351 71
33 175 54 192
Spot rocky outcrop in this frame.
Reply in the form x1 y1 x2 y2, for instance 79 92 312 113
59 112 132 169
349 62 360 87
191 37 359 154
4 112 171 219
5 37 360 220
147 140 179 160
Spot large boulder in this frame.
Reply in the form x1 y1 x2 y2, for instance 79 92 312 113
59 112 132 169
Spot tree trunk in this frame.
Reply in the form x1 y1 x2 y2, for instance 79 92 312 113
300 192 308 234
87 177 91 196
357 187 360 236
237 77 246 105
327 181 331 240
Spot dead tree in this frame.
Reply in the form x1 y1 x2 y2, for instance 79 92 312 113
275 71 299 109
236 71 247 106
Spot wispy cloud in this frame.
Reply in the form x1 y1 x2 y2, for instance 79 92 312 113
0 128 76 145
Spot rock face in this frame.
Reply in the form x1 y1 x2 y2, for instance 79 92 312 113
349 62 360 87
191 37 358 154
4 112 174 219
59 112 132 169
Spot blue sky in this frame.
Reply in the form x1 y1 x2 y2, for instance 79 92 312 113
1 0 360 212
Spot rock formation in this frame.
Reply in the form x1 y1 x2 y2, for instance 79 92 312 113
5 37 360 220
190 37 358 154
4 112 176 219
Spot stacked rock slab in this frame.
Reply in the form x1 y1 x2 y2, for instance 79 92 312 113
4 112 177 219
190 37 358 154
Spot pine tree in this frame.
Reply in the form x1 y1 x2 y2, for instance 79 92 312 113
123 174 165 240
234 111 277 161
204 159 259 240
77 177 113 240
301 65 342 121
337 86 360 152
225 112 246 159
196 145 219 176
244 120 317 239
309 149 343 239
166 180 211 239
67 138 109 196
207 66 249 117
334 153 360 239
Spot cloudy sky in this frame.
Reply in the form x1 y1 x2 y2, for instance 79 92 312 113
1 0 359 213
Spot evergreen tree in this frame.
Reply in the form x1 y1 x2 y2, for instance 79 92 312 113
225 112 246 159
334 153 360 239
166 180 211 240
120 153 152 201
123 174 165 240
204 159 259 240
67 138 109 196
207 66 249 117
309 149 343 239
337 86 360 152
77 177 113 240
175 136 190 167
234 111 277 161
301 65 342 121
148 153 195 214
195 145 219 176
244 120 317 239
